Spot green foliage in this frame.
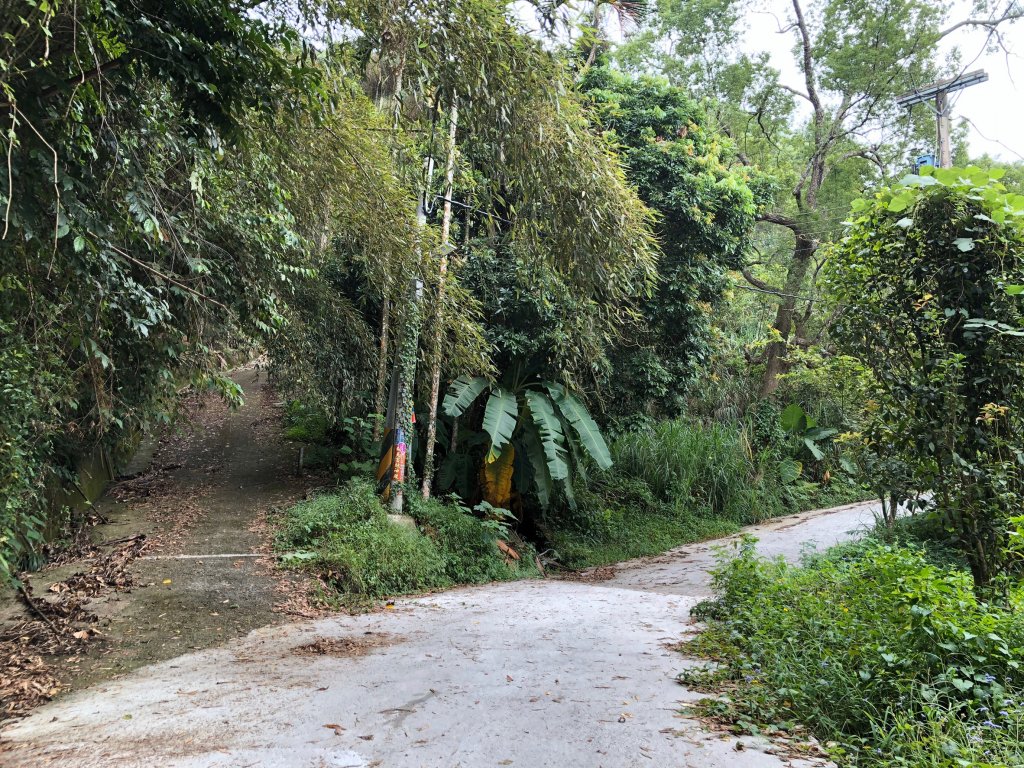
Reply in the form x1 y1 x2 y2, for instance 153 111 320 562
579 66 760 421
262 75 428 418
408 494 535 585
542 419 806 569
611 420 782 521
275 478 535 601
543 474 741 569
283 402 332 444
0 0 321 580
779 403 837 461
441 375 611 508
829 167 1024 587
283 401 378 477
686 538 1024 767
0 322 60 579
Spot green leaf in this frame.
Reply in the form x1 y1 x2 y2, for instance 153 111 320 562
803 438 825 461
482 387 518 462
1005 285 1024 296
520 422 553 509
896 217 913 228
523 389 568 480
780 403 806 433
546 384 612 470
953 237 975 252
887 194 911 212
778 457 802 484
442 375 489 417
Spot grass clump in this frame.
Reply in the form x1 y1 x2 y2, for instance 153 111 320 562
684 536 1024 767
611 420 779 523
276 478 536 602
541 418 872 570
543 421 787 569
542 476 741 568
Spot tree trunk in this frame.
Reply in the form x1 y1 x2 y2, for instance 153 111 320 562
372 299 390 442
759 231 816 397
421 97 459 499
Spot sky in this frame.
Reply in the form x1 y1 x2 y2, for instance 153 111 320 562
514 0 1024 162
743 0 1024 162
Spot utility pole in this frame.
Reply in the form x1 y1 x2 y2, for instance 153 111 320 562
896 69 988 168
376 157 433 522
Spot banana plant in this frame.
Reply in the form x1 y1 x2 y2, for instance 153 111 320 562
441 375 612 509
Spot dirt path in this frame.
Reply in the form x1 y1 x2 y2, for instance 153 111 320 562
0 367 312 696
1 479 879 767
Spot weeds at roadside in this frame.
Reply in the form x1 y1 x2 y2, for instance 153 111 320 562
274 479 538 604
679 535 1024 767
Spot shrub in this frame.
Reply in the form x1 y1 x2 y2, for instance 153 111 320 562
276 478 535 601
277 480 446 597
829 167 1024 587
409 494 534 584
686 537 1024 766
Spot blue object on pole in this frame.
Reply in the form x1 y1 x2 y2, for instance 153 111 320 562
915 154 936 172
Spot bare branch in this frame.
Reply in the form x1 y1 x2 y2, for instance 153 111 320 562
779 83 812 102
758 211 809 238
940 7 1024 39
791 0 824 119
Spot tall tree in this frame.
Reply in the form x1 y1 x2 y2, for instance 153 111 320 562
624 0 1022 396
327 0 659 500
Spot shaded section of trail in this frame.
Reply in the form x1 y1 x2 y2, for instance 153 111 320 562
2 495 877 767
0 368 310 695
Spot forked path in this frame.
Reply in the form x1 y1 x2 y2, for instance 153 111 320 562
2 492 876 766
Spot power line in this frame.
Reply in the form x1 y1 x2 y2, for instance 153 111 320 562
958 114 1024 163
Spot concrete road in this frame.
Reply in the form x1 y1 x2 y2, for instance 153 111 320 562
1 501 878 768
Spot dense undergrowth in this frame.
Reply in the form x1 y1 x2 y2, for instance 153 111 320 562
282 400 870 575
275 479 537 606
542 418 869 568
684 534 1024 767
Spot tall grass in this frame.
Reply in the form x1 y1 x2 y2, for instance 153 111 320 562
611 420 780 523
542 420 791 568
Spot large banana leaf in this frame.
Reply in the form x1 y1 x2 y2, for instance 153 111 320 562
442 375 489 417
546 383 612 470
523 389 568 481
519 423 553 509
482 387 519 462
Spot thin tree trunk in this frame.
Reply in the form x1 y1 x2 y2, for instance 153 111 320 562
421 97 459 499
372 299 390 441
584 3 601 68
